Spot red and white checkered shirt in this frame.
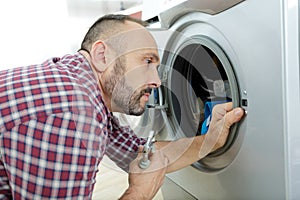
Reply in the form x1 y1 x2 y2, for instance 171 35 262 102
0 52 145 199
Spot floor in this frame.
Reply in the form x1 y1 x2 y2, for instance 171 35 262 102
92 156 197 200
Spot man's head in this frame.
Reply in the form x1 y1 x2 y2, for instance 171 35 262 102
80 14 161 115
80 14 148 54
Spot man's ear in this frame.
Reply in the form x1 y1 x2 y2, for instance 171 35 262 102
90 40 108 72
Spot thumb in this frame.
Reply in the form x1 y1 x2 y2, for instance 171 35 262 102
138 145 144 153
225 107 245 128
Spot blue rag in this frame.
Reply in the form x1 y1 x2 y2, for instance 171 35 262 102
200 100 230 134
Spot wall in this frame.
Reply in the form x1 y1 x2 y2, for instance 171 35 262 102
0 0 141 70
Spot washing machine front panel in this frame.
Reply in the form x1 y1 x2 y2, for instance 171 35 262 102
155 0 245 28
148 0 290 198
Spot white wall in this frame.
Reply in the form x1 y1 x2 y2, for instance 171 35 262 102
0 0 75 70
0 0 142 71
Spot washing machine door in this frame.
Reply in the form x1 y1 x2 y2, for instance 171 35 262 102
150 15 246 172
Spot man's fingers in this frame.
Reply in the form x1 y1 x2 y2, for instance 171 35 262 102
224 102 233 111
213 102 242 119
225 107 244 128
138 145 144 153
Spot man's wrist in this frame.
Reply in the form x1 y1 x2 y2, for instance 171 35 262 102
119 187 144 200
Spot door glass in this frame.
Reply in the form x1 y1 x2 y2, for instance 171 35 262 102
165 36 240 171
170 44 231 137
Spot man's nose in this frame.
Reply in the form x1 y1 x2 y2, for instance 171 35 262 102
148 66 161 88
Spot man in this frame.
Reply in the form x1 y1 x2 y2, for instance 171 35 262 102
0 14 244 199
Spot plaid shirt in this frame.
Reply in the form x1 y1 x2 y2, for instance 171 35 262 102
0 53 145 199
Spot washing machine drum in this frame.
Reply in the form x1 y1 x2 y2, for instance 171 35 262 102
168 39 234 137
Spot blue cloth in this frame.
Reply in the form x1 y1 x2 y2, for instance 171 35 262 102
200 100 230 134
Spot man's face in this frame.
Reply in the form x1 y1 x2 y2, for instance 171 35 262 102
104 49 161 115
99 23 161 115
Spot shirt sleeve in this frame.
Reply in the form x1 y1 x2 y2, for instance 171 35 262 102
0 111 105 199
105 116 146 172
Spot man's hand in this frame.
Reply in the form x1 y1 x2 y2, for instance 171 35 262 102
120 148 168 200
199 102 244 157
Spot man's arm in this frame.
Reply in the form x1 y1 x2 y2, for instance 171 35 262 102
156 102 244 173
120 103 244 199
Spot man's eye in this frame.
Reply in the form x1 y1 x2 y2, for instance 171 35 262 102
145 58 152 64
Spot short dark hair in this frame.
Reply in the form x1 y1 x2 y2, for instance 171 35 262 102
80 14 148 53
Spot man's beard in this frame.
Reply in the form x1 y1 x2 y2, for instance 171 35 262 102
103 57 151 115
128 87 152 116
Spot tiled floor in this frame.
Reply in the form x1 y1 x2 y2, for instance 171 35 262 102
92 156 197 200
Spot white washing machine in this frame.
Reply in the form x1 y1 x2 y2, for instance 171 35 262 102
116 0 300 199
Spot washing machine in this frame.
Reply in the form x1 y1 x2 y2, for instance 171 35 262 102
115 0 300 199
